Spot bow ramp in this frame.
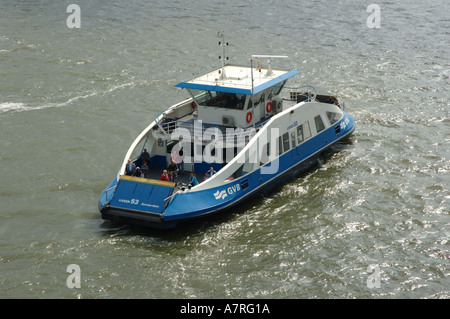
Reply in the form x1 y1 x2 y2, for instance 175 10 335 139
108 176 175 214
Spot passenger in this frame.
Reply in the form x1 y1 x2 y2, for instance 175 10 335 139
201 172 209 183
133 167 142 177
207 166 216 178
140 148 151 165
125 159 136 176
177 146 185 175
167 160 179 182
171 144 185 175
140 160 149 178
189 172 199 187
160 170 169 182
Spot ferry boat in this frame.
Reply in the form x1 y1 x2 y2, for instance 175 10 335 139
98 33 355 229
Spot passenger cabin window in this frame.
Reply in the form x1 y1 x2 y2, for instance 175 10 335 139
315 115 325 133
282 132 290 152
188 89 246 110
297 125 304 144
303 121 311 140
326 111 341 125
260 143 270 165
290 131 296 148
278 136 283 155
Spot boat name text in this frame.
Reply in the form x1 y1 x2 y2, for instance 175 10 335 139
213 184 241 200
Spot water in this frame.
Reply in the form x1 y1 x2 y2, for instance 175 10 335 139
0 0 448 299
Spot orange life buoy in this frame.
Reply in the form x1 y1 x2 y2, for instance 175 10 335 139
246 111 252 123
266 101 273 113
191 100 196 109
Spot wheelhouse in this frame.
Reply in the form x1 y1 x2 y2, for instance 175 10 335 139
175 64 299 128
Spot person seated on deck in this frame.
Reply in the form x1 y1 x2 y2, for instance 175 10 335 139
140 160 149 178
133 167 142 177
167 160 179 182
160 170 169 182
125 159 136 176
189 172 199 187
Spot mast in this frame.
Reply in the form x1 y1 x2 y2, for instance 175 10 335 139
217 30 228 80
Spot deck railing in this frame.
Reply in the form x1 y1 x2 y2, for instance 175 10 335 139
152 112 269 143
284 85 318 103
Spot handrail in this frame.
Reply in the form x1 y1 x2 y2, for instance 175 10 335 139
154 116 265 142
152 84 313 140
284 84 318 103
104 185 117 203
153 109 168 133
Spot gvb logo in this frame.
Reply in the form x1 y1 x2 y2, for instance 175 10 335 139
340 117 350 130
213 184 241 200
66 264 81 289
214 190 227 200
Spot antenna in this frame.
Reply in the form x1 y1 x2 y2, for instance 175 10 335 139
218 30 228 80
250 59 254 95
251 55 288 76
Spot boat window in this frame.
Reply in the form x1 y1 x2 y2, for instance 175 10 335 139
326 111 341 125
259 144 270 166
297 125 304 144
253 94 261 107
270 80 286 96
246 98 253 110
290 130 296 148
303 121 311 140
278 136 283 155
189 89 216 105
188 89 246 109
259 93 265 105
315 115 325 133
282 132 290 152
260 142 270 165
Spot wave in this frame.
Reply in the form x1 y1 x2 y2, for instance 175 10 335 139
0 82 136 115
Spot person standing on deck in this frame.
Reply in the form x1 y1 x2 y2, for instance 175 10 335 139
207 166 216 178
125 159 136 176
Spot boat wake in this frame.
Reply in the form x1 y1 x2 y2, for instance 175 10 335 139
0 82 136 115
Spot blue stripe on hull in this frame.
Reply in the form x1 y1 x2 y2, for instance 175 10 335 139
163 113 355 224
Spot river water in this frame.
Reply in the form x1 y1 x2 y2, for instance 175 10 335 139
0 0 448 299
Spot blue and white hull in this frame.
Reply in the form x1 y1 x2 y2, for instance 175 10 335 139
99 106 355 229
